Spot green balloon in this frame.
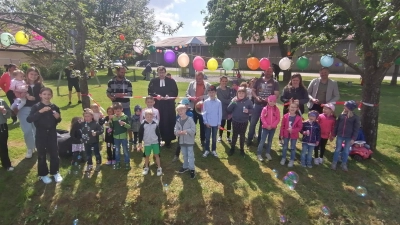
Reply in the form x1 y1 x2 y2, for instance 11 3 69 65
296 56 310 70
222 58 234 70
147 45 156 53
395 57 400 65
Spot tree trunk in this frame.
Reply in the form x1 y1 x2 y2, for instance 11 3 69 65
276 32 292 83
283 70 291 83
390 65 399 85
107 67 114 76
75 17 90 110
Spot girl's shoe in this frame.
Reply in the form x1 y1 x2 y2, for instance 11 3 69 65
265 153 272 161
319 158 324 164
7 166 14 171
105 160 112 165
40 176 52 184
85 165 93 172
280 158 286 165
314 158 320 165
288 160 294 167
54 173 63 183
341 163 348 172
257 155 264 161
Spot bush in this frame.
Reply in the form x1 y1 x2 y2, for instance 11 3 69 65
19 62 30 73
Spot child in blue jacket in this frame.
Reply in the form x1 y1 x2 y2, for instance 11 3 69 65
300 111 321 168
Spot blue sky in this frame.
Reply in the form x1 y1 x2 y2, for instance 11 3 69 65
148 0 208 40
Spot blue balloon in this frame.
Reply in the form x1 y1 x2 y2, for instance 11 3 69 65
320 55 334 67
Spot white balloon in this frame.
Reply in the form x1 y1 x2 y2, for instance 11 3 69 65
279 57 292 70
133 39 145 53
177 53 190 67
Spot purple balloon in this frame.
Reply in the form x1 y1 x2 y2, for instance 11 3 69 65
164 50 176 64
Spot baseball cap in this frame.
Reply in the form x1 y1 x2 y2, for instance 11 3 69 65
180 98 190 105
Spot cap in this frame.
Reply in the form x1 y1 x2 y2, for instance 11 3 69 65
180 98 190 105
208 85 217 92
134 105 142 112
267 95 277 102
345 100 357 111
324 103 335 112
308 111 319 118
69 62 74 66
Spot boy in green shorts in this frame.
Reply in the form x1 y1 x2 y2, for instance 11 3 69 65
138 109 162 176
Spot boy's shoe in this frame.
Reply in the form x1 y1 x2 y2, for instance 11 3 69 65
105 160 112 165
212 151 218 158
314 158 320 165
112 160 116 165
280 158 286 165
125 163 131 170
265 153 272 161
142 167 149 175
203 151 210 158
217 136 222 143
115 162 121 169
257 155 264 161
307 164 313 168
85 165 93 172
26 149 33 159
229 147 235 156
95 164 101 172
331 162 337 170
157 167 163 176
288 160 294 167
319 158 324 164
227 137 232 143
341 163 348 172
7 166 14 171
40 176 52 184
178 167 189 173
190 170 196 179
301 164 307 168
172 155 179 162
54 173 63 183
240 149 246 157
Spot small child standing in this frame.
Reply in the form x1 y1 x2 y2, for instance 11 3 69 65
314 103 336 165
140 96 160 124
175 104 196 178
81 109 104 172
91 104 104 122
173 98 194 162
110 103 131 170
331 100 360 171
103 106 115 165
202 85 222 158
257 95 280 161
69 117 84 163
131 105 142 149
279 103 303 167
9 70 28 114
138 109 163 176
300 111 321 168
227 87 253 156
0 99 14 171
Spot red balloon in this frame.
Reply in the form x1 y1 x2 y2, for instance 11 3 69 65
259 58 271 70
119 34 125 41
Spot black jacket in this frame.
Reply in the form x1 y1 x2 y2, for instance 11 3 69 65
70 121 83 144
24 83 43 107
26 102 61 131
80 120 104 144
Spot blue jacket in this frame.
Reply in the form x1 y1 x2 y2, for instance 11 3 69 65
301 120 321 144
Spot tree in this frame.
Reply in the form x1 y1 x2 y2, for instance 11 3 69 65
390 65 399 85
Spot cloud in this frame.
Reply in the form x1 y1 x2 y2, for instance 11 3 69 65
174 0 186 3
191 20 204 28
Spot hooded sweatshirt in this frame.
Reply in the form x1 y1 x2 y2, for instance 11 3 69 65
260 105 280 129
227 97 253 123
80 120 104 144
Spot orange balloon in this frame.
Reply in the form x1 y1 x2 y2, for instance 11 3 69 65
247 57 260 70
287 51 291 56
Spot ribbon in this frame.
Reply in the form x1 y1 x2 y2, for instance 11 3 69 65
219 127 232 132
81 93 106 113
321 101 378 110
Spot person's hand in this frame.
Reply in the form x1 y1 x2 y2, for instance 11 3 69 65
26 95 35 101
218 125 221 130
108 95 116 101
53 111 60 119
188 96 197 101
119 120 126 126
231 97 237 102
287 127 292 133
39 106 51 113
0 105 5 114
182 130 187 135
156 95 162 101
137 144 142 151
163 95 170 100
205 123 211 128
197 96 204 100
91 130 96 136
312 98 319 104
243 108 249 113
351 139 355 145
267 125 271 130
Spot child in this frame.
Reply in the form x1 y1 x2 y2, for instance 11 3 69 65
81 109 104 172
9 69 28 114
173 98 194 162
166 73 172 79
202 85 222 158
102 106 115 165
331 100 360 171
0 99 14 171
69 117 84 163
91 103 104 122
174 104 196 178
300 111 321 168
314 103 336 165
140 96 160 124
227 87 253 156
217 76 232 143
110 102 131 170
279 103 303 167
131 105 142 149
138 109 163 176
257 95 280 161
27 87 62 184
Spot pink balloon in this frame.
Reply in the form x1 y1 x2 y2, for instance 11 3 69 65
34 35 43 41
259 58 271 70
193 57 205 71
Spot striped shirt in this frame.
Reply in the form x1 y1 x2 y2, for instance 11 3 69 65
106 77 133 108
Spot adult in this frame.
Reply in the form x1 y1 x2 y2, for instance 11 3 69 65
217 76 232 142
64 62 82 105
272 63 281 81
280 73 309 115
106 67 133 141
0 63 18 124
148 66 178 147
307 67 340 114
18 67 43 159
0 98 14 171
142 63 152 80
247 67 279 145
186 72 211 146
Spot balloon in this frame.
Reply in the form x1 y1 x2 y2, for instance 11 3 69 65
133 39 145 53
320 55 334 67
193 56 205 71
247 57 260 70
164 50 176 64
395 58 400 65
207 58 218 71
195 101 204 115
15 31 29 45
119 34 125 41
296 56 310 70
259 58 271 70
177 53 190 67
0 33 15 47
222 58 234 70
279 57 291 70
147 45 156 53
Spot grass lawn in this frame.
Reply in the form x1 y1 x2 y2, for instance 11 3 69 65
0 69 399 225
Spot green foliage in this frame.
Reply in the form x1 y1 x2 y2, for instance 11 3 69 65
19 62 30 72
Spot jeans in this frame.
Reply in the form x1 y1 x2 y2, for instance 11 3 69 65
17 107 36 150
282 138 297 161
333 136 352 164
193 110 205 142
301 143 314 166
84 142 101 165
181 145 195 170
114 139 130 163
247 104 263 142
204 126 218 152
257 128 276 155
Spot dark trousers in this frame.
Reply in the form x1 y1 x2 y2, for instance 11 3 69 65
84 142 101 165
106 142 115 161
0 124 11 169
36 130 59 176
231 121 248 150
175 136 181 157
133 132 138 144
5 90 17 122
219 119 232 138
309 104 323 114
314 138 328 158
193 110 205 143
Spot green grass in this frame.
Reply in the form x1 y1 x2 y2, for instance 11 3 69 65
1 70 400 225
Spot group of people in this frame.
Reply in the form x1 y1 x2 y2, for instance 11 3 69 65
0 63 361 184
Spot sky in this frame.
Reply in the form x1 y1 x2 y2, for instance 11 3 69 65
148 0 208 41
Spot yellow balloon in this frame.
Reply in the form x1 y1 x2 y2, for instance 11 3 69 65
207 58 218 71
177 53 190 67
15 31 29 45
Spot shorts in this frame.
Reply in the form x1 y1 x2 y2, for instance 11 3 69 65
72 144 84 152
144 144 160 156
68 80 80 92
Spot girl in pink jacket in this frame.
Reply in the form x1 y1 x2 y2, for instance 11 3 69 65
279 103 303 167
257 95 280 161
314 103 336 165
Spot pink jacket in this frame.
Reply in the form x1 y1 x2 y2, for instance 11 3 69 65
317 113 335 139
279 113 303 139
260 105 280 129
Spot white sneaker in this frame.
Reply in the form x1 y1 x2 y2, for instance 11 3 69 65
142 167 149 175
288 160 294 167
265 153 272 161
319 158 324 164
257 155 264 161
7 167 14 171
226 137 232 143
25 149 33 159
280 158 286 165
212 151 218 158
203 151 210 158
314 158 320 165
40 176 52 184
157 167 162 176
217 136 222 142
54 173 63 183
